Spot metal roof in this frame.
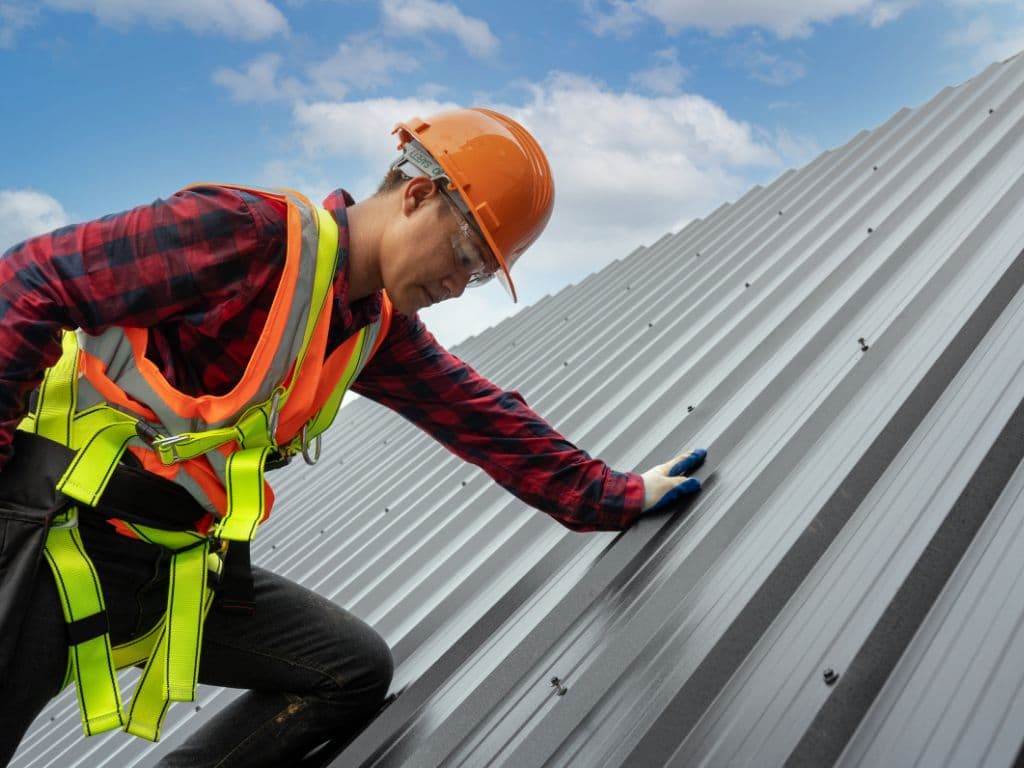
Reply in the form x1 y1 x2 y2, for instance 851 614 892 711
12 51 1024 768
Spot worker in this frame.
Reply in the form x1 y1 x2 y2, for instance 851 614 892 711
0 107 705 767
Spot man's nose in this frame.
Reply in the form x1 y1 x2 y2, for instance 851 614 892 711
440 274 468 300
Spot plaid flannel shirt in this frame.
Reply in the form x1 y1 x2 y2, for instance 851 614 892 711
0 185 643 531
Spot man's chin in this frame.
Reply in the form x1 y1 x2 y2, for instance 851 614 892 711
390 289 426 316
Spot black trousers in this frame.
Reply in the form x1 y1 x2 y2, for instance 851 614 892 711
0 509 393 767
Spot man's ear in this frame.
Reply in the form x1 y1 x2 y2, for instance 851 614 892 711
401 176 438 215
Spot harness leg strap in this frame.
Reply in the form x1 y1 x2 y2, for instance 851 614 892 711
43 509 126 737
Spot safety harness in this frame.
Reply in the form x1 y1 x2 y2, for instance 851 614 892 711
15 186 391 741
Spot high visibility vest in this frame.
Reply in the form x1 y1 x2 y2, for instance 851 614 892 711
17 184 392 742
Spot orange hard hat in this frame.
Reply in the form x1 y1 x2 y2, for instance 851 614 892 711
392 107 555 302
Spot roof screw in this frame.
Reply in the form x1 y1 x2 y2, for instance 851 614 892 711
867 227 874 234
745 282 751 288
858 337 869 351
195 705 202 712
989 108 995 114
687 405 694 413
563 361 569 367
462 480 467 487
384 507 389 514
550 676 568 696
824 668 839 686
320 529 325 535
778 210 783 216
648 322 654 328
696 252 700 257
873 165 878 171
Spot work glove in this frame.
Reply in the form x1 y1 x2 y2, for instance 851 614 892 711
641 448 707 513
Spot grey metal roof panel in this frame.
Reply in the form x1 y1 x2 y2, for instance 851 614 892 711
12 52 1024 768
838 450 1024 768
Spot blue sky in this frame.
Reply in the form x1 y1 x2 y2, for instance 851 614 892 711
2 0 1023 345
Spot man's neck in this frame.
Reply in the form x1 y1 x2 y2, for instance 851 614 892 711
345 197 385 302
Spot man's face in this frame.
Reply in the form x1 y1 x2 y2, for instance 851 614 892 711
380 180 498 315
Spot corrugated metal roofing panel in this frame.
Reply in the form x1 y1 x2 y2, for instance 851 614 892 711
11 52 1024 768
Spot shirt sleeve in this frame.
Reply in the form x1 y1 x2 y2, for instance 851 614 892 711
0 186 285 469
351 311 646 532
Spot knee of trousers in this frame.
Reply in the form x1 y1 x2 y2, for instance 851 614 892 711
318 626 394 711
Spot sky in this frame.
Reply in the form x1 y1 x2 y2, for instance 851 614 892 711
2 0 1023 347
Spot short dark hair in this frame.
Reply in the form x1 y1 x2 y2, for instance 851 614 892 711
375 167 411 196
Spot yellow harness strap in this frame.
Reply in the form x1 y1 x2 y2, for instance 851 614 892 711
21 205 379 743
43 508 125 736
22 334 222 740
29 333 125 737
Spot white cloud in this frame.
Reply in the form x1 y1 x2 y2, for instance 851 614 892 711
0 189 71 251
214 38 418 103
869 1 918 27
41 0 288 40
767 126 822 169
213 53 305 103
945 8 1024 66
585 0 908 38
728 36 807 85
0 2 37 48
293 96 460 167
500 73 780 272
630 48 690 94
287 75 785 344
307 36 419 99
381 0 499 58
583 0 647 36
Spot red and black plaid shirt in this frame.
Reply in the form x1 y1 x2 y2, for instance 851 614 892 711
0 185 643 531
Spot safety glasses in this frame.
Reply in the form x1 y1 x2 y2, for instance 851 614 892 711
391 140 502 289
438 190 498 286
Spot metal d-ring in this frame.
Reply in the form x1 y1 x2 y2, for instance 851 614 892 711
301 424 321 466
268 390 282 440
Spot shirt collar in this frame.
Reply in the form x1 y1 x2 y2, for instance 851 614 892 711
322 188 383 333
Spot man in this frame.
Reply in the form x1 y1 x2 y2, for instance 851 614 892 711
0 108 704 767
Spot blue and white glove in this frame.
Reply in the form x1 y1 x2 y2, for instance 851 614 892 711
641 448 707 513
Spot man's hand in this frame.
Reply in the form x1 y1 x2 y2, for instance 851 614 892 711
641 448 707 513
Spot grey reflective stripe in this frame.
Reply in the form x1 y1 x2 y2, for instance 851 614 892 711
354 319 384 374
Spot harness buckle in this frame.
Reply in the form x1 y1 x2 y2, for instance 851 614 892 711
50 506 79 530
152 434 190 464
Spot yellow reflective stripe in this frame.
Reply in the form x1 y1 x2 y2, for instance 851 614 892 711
126 589 215 742
112 620 162 670
43 515 125 737
56 419 138 506
305 330 366 440
125 522 206 550
285 206 339 387
110 545 222 670
164 544 209 702
125 622 171 742
34 331 80 443
234 399 275 448
153 425 240 465
215 447 271 542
